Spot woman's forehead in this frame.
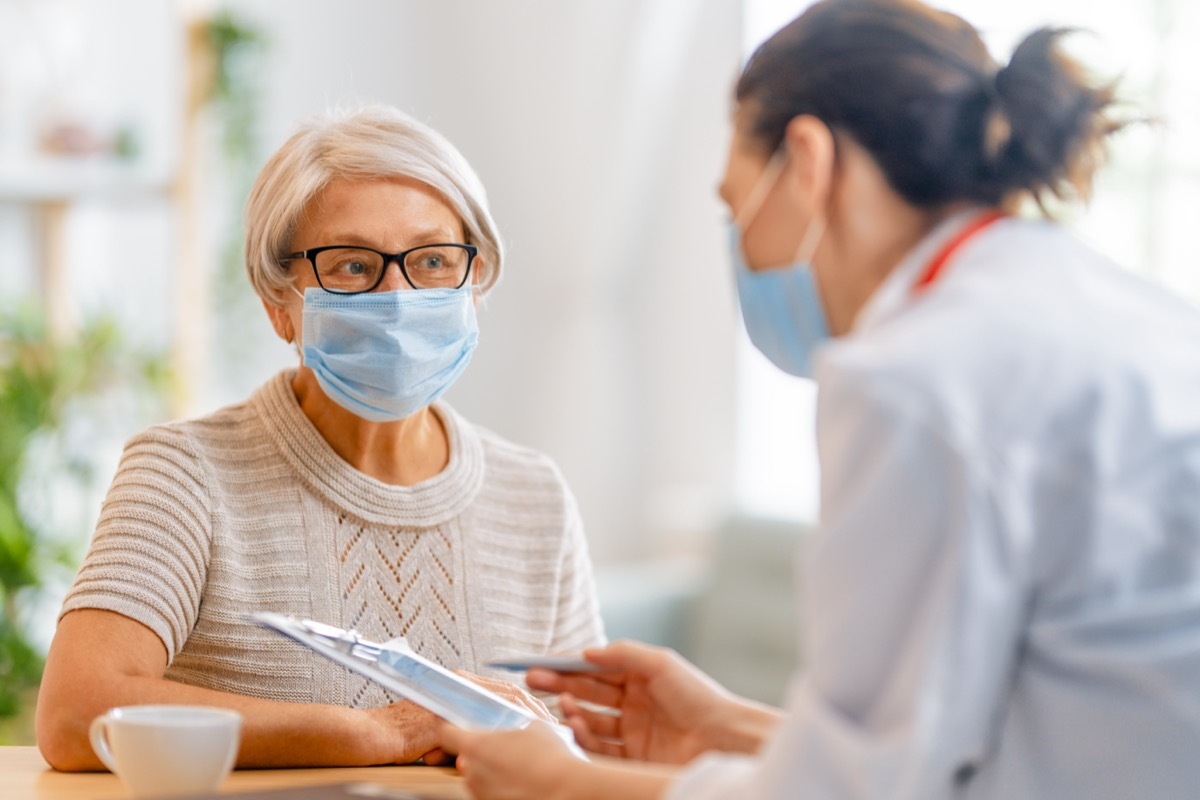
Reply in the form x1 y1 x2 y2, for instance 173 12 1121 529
295 176 465 245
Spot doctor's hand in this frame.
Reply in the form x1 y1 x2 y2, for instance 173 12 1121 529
440 721 579 800
526 640 782 765
440 721 675 800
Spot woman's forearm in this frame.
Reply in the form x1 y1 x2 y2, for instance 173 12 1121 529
37 671 400 771
37 609 435 771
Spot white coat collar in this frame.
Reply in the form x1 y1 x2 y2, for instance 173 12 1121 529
850 206 991 334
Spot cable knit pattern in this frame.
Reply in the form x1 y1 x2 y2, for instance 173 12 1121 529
60 370 605 708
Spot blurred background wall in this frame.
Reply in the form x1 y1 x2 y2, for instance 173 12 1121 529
0 0 1197 740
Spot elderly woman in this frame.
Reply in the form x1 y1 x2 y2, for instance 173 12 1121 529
35 105 604 770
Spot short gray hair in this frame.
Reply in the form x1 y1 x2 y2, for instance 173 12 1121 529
244 104 504 303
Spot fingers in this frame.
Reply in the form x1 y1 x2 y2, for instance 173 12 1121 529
526 641 665 706
525 667 569 693
584 640 668 673
565 714 625 758
438 722 469 756
421 747 453 766
530 672 626 709
509 690 554 722
559 693 627 758
524 694 555 723
560 693 621 740
456 671 556 723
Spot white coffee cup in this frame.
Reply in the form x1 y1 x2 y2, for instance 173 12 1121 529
89 705 242 798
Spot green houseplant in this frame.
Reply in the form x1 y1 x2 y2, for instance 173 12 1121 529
0 304 169 734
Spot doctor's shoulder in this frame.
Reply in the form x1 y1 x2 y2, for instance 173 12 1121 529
814 277 1081 455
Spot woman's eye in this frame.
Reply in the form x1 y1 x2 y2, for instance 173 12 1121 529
336 259 368 275
417 256 445 270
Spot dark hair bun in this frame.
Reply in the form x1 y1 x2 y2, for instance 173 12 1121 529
988 27 1120 204
736 0 1125 209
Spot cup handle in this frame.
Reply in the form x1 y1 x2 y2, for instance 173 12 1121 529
88 713 119 773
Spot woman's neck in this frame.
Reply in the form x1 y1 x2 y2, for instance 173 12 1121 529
291 367 450 486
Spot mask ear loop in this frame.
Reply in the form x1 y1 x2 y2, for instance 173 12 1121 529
467 252 490 311
734 149 826 267
287 285 306 349
733 150 788 233
794 212 826 265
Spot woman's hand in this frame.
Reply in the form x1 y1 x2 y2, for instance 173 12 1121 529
317 670 559 766
526 640 782 764
363 700 444 764
419 670 556 766
460 671 556 722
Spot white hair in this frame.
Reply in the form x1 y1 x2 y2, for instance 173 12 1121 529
244 104 504 303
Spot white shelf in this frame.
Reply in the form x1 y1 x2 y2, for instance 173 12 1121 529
0 156 172 203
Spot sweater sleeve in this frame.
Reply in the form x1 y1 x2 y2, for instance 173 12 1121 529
549 481 607 653
59 424 213 662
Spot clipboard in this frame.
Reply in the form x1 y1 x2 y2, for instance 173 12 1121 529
249 612 586 760
250 612 537 731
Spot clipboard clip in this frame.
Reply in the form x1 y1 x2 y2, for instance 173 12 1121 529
291 617 385 662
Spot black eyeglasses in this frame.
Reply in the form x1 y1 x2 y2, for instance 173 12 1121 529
283 243 478 294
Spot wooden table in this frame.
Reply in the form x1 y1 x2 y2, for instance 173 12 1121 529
1 746 467 799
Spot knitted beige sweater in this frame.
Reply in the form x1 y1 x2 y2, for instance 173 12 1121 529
61 370 605 708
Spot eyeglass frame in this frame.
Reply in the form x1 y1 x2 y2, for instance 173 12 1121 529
282 242 479 294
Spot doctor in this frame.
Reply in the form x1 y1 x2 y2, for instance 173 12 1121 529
442 0 1200 797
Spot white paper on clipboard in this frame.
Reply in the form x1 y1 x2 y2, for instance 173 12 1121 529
249 612 586 760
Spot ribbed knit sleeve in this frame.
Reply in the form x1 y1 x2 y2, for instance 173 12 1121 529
60 424 212 660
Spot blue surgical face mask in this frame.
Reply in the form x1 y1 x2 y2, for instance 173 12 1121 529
730 152 830 378
297 285 479 422
731 227 829 378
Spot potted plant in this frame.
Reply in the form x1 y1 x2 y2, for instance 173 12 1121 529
0 304 169 740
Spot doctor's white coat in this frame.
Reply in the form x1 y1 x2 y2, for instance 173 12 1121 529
670 212 1200 799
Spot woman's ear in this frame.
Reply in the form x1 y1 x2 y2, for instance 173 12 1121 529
262 294 297 344
469 257 487 308
780 115 836 212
